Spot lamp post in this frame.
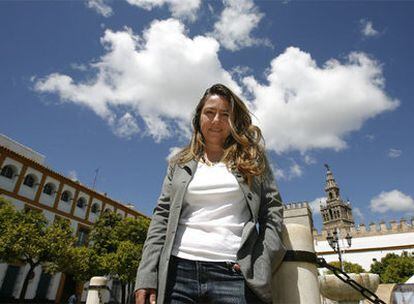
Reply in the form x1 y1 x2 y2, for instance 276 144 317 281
326 228 352 271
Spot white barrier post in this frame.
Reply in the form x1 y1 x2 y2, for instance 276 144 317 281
272 202 321 304
86 276 108 304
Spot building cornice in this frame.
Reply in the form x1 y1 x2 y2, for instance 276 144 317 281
0 145 148 219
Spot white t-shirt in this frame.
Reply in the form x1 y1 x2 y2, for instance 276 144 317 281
171 161 250 262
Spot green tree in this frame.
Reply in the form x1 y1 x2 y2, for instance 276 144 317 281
88 211 149 303
89 211 123 254
45 245 100 283
370 252 414 283
101 241 144 303
1 198 148 304
327 261 366 274
114 216 149 245
0 197 76 303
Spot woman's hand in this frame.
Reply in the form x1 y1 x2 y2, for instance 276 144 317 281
135 288 156 304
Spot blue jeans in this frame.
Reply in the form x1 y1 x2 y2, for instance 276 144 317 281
165 256 266 304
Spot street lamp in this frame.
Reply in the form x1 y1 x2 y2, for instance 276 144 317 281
345 232 352 247
326 228 352 271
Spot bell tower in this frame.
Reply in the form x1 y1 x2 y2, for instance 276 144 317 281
320 164 354 232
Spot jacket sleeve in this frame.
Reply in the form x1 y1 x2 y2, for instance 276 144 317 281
135 162 175 290
242 158 286 303
258 158 286 271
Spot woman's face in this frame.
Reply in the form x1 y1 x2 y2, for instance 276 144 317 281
200 94 232 149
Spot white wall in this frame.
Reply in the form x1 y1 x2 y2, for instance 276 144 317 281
43 209 55 223
47 273 62 300
38 176 59 207
0 134 45 164
56 184 76 213
18 167 42 200
104 204 114 212
316 232 414 271
24 265 43 299
1 195 25 210
88 199 102 223
116 209 125 218
0 157 22 192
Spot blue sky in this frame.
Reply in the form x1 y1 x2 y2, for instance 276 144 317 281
1 0 413 230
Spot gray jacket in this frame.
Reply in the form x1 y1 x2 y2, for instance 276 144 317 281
135 159 286 303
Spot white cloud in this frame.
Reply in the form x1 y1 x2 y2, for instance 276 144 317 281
309 197 326 215
68 170 78 181
271 161 303 181
126 0 201 21
207 3 215 14
353 207 364 222
289 162 303 179
35 24 398 155
231 65 253 78
272 163 285 181
86 0 113 17
34 19 239 141
166 146 183 161
70 63 88 71
244 47 399 154
304 154 316 165
370 190 414 213
211 0 269 51
113 113 140 138
365 134 375 142
388 148 402 158
360 19 380 37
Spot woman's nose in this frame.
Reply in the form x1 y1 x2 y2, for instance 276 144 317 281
213 113 221 122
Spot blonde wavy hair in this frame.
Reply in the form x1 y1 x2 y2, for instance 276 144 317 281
173 84 266 183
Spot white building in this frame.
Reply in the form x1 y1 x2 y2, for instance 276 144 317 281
313 165 414 272
0 134 147 303
314 221 414 271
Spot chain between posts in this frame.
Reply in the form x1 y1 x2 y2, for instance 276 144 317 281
316 256 386 304
283 250 386 304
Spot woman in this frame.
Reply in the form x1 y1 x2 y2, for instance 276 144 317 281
135 84 285 304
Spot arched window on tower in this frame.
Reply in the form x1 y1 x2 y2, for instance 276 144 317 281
91 203 100 214
77 197 87 209
43 183 56 195
329 192 333 200
23 174 36 188
1 165 16 179
61 191 72 202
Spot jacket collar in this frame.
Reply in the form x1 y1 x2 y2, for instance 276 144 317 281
177 158 198 176
178 158 245 182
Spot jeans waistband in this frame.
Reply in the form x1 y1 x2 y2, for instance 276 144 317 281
170 255 238 271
